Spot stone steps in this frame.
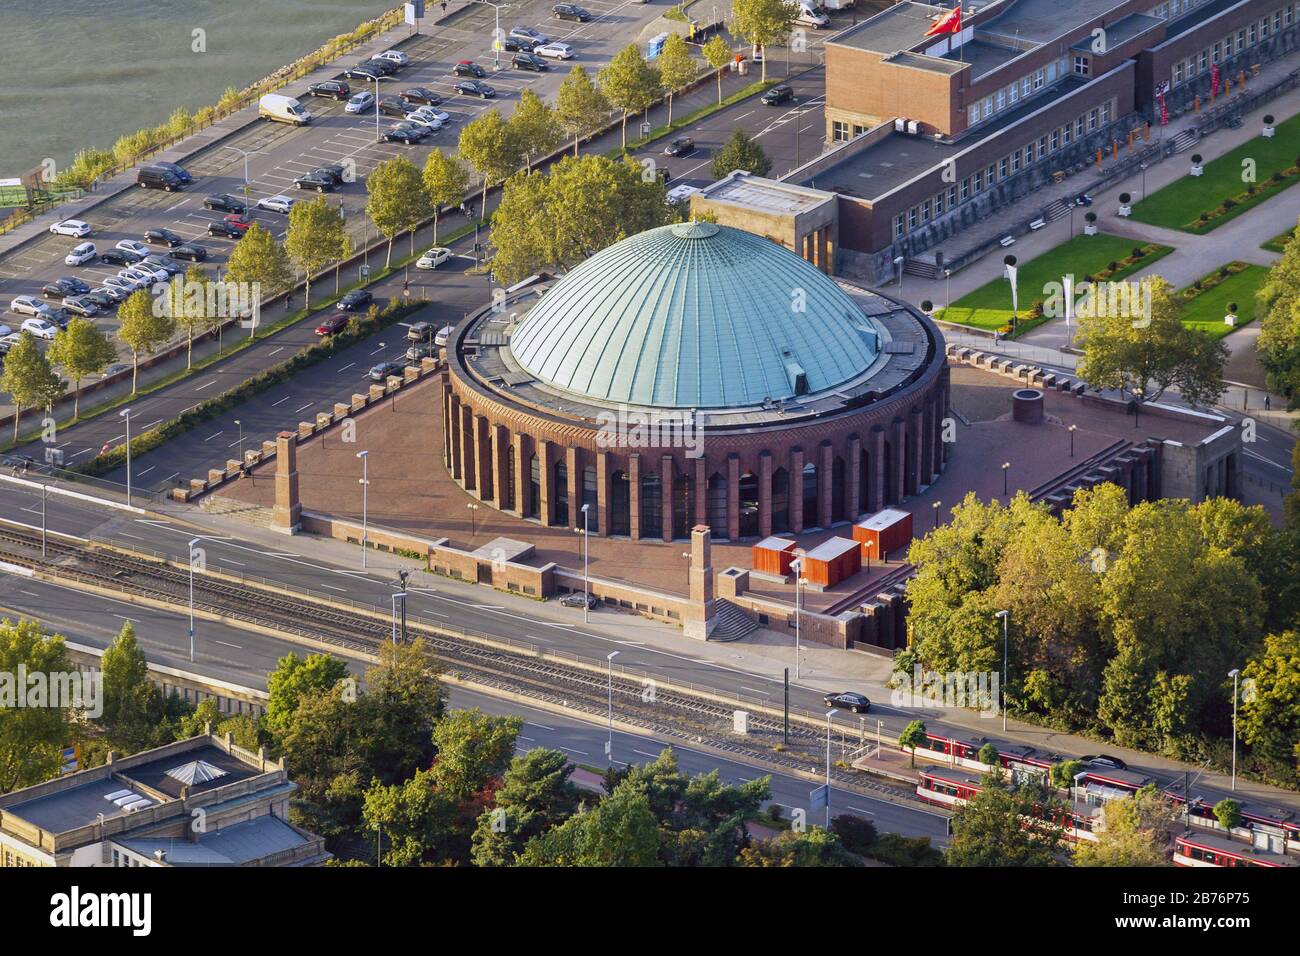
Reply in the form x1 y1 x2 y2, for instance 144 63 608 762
710 599 759 642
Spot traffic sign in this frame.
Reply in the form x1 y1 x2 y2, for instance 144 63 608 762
809 784 828 812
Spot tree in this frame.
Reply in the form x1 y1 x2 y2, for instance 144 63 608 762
702 34 733 105
47 319 115 419
458 109 522 216
518 782 662 866
0 330 64 439
1076 276 1228 408
1239 630 1300 784
354 638 445 786
422 149 470 243
1050 759 1085 790
978 742 1000 767
365 155 431 266
946 773 1065 866
1256 214 1300 401
0 619 77 793
471 748 581 866
162 264 213 369
899 720 927 767
657 33 697 125
508 89 563 172
264 652 349 749
598 44 663 149
710 127 772 179
1213 797 1242 831
278 685 367 841
224 222 293 305
739 826 856 866
555 65 611 155
284 196 350 306
731 0 800 82
429 708 522 801
115 289 175 394
98 622 159 752
1075 786 1180 866
361 767 458 866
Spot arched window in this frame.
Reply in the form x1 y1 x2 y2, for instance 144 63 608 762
505 449 516 512
858 448 870 516
831 456 846 523
582 465 598 533
882 439 895 504
707 471 728 537
738 471 759 538
771 467 789 533
610 471 630 535
527 454 540 519
641 470 661 537
802 462 818 528
672 473 694 539
554 461 569 527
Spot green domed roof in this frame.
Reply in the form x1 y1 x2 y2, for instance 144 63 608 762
508 222 881 409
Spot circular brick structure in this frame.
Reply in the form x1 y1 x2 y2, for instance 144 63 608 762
1013 388 1045 424
443 224 950 542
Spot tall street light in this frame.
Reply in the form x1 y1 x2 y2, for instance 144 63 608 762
234 419 244 466
580 503 591 623
825 708 839 828
188 537 201 662
1228 668 1240 791
791 553 805 680
606 650 620 765
466 501 479 538
1001 461 1011 497
1068 424 1077 458
119 407 132 507
356 450 369 569
221 146 262 209
932 500 941 530
374 76 382 143
995 609 1009 731
474 1 507 70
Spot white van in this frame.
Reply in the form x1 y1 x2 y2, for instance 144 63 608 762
821 0 853 9
259 94 312 126
796 2 830 27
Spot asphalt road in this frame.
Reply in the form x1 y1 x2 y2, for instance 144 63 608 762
0 570 948 842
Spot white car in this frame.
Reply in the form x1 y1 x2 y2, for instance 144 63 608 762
49 219 92 238
0 332 21 353
375 49 410 67
115 239 150 257
64 242 98 266
410 105 450 124
94 285 129 303
416 246 453 269
104 275 141 294
0 322 11 337
21 318 58 339
796 5 829 27
534 42 575 60
404 110 443 130
113 270 149 291
257 195 295 214
10 295 46 316
346 91 375 114
128 263 169 284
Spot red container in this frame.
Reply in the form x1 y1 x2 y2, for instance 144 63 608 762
753 536 797 576
800 537 861 588
853 508 913 562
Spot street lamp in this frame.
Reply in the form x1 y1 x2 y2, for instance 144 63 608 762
862 539 873 572
1068 424 1077 458
474 0 507 70
1140 161 1149 200
825 708 839 828
234 419 243 466
944 269 952 311
221 146 262 209
466 501 479 538
374 76 382 143
791 553 805 680
995 610 1009 731
188 537 201 662
1228 668 1240 791
356 450 369 569
932 500 941 529
580 503 591 623
1001 461 1011 497
606 650 619 765
119 407 132 507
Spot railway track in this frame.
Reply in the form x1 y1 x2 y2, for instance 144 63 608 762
0 522 923 807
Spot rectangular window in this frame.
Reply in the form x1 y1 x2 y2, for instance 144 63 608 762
1073 56 1089 76
1101 101 1112 123
1050 129 1061 151
1174 61 1185 85
921 199 932 222
1034 69 1044 90
1009 83 1019 104
1087 109 1098 131
894 213 905 238
831 121 849 142
853 124 866 137
1037 136 1047 159
1212 41 1221 62
969 104 980 126
1248 23 1257 44
1062 123 1072 144
1010 152 1021 173
908 208 918 230
1199 50 1208 71
1021 77 1032 98
973 170 983 191
960 178 970 201
1237 30 1246 52
983 95 994 118
998 157 1009 179
934 193 945 215
995 89 1006 111
1076 117 1085 138
987 163 997 183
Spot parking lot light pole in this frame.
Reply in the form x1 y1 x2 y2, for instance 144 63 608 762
374 77 382 143
356 450 369 568
580 503 591 623
995 610 1009 730
475 1 506 70
606 650 620 765
1069 424 1077 457
119 407 132 507
825 709 839 828
221 146 261 208
791 554 805 680
188 537 201 662
466 501 479 538
234 419 243 465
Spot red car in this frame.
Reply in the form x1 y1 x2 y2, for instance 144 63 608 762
224 214 252 233
314 313 349 335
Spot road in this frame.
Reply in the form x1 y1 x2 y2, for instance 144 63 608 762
0 570 947 842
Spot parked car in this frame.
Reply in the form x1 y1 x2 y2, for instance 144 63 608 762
85 289 124 308
796 4 829 28
207 220 245 239
256 195 295 214
204 194 248 214
1081 754 1128 771
103 275 142 294
61 295 100 317
20 318 58 340
360 57 399 77
64 242 97 266
560 591 598 609
345 90 376 114
151 161 192 184
378 95 410 117
509 26 550 44
374 49 410 67
144 227 185 247
314 313 350 336
49 219 92 238
404 111 443 131
504 36 538 53
125 263 168 284
405 342 438 363
534 42 575 60
136 166 184 191
407 105 450 125
115 239 150 257
307 79 351 100
453 60 486 78
223 214 252 232
42 277 90 299
314 163 348 184
0 333 21 354
42 307 73 329
368 360 405 381
10 295 47 316
382 123 430 144
406 320 433 342
454 80 496 98
761 84 794 106
415 247 452 270
344 62 384 82
552 3 592 21
337 289 373 312
294 169 338 192
664 137 695 157
170 243 208 262
434 324 453 347
98 247 143 266
100 363 131 379
512 52 549 72
400 87 443 106
823 691 871 714
142 254 184 276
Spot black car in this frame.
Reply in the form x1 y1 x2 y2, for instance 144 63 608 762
308 79 351 100
207 220 246 239
98 247 144 266
382 123 429 144
144 228 185 247
338 289 373 312
170 244 208 262
83 289 122 309
42 277 91 299
361 57 399 77
454 80 496 98
401 87 443 106
552 3 592 21
151 161 192 184
1081 754 1128 771
294 170 337 192
42 307 73 329
761 84 794 106
453 60 486 78
378 95 410 117
143 254 185 276
823 691 871 714
504 36 538 53
204 194 248 214
664 136 695 157
344 62 384 81
512 52 548 72
560 591 598 609
315 163 347 184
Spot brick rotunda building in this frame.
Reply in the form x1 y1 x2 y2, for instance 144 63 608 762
442 221 950 543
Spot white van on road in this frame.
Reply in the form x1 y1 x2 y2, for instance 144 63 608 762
259 94 312 126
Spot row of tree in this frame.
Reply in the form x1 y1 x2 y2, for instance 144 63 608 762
1256 214 1300 402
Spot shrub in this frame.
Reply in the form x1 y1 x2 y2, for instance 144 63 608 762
1222 198 1236 210
1119 192 1131 204
1131 246 1145 258
1085 212 1097 223
1228 301 1238 313
1107 260 1118 272
1199 211 1210 221
832 814 879 854
1191 153 1203 164
1220 265 1231 277
1246 184 1257 195
1264 114 1275 125
920 299 933 312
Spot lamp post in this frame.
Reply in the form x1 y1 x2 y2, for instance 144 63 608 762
234 419 243 465
474 0 506 70
995 609 1009 731
221 146 262 210
374 76 382 143
1001 461 1011 497
681 550 691 590
1140 161 1149 200
40 481 48 558
932 500 941 529
119 407 132 507
791 553 805 680
824 708 839 828
1228 668 1240 791
188 537 201 662
862 539 873 572
606 650 619 765
356 450 369 568
580 503 591 623
466 501 479 538
1068 424 1077 458
944 269 952 311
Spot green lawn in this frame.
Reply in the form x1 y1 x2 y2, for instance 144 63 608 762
1263 226 1296 253
1130 113 1300 233
1177 263 1270 338
936 233 1174 332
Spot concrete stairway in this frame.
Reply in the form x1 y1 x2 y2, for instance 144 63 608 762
710 599 759 642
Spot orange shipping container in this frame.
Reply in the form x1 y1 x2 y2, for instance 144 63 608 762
799 537 861 588
752 536 798 576
853 508 913 562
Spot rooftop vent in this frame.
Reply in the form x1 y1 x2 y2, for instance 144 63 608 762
165 759 228 787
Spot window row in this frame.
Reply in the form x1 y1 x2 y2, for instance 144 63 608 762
1170 4 1297 88
966 57 1070 128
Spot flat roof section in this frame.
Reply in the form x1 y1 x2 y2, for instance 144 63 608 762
116 815 315 866
121 745 258 800
697 173 836 216
882 51 968 75
804 132 964 200
1069 12 1163 52
831 2 950 55
7 779 161 835
979 0 1132 45
938 38 1022 78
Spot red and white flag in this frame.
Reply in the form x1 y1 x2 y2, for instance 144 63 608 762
924 5 962 38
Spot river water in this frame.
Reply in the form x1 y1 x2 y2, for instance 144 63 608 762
0 0 399 178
